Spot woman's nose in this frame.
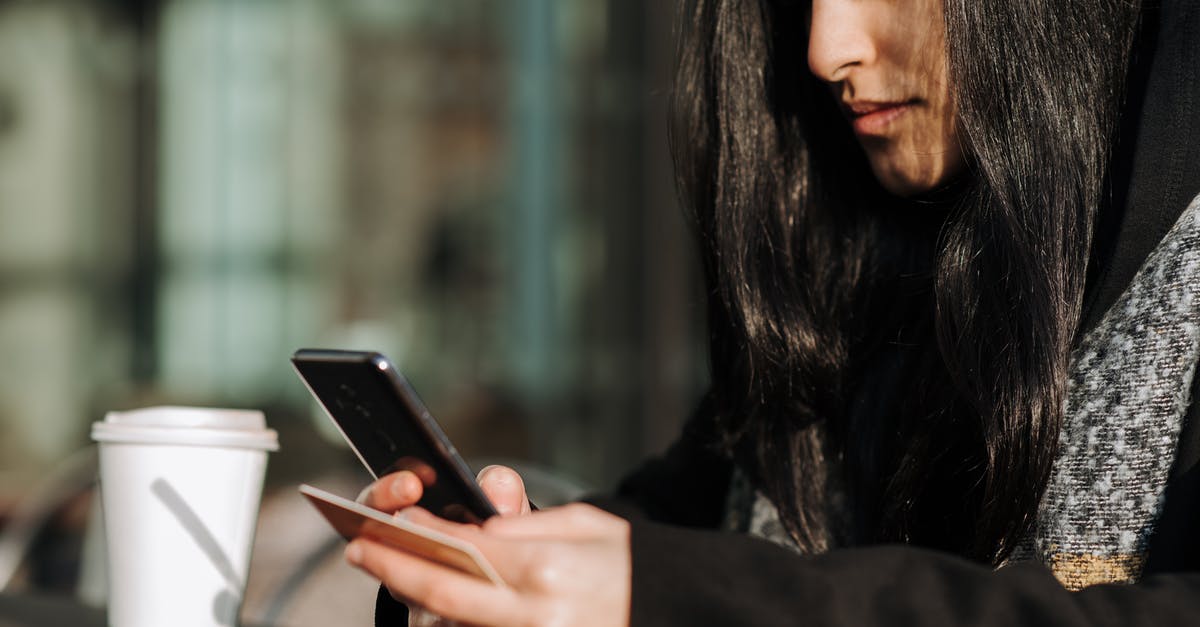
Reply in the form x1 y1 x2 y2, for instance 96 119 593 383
807 0 877 83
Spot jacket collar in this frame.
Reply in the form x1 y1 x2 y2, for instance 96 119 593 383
1079 0 1200 337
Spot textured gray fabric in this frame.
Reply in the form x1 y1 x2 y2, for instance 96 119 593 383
1010 191 1200 588
722 468 800 553
723 192 1200 589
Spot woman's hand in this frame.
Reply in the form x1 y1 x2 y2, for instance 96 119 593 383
358 464 534 517
357 464 557 626
346 503 632 627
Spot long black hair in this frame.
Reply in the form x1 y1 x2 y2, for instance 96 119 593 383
672 0 1141 563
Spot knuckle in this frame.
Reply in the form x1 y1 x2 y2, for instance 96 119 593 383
521 547 565 590
561 502 594 524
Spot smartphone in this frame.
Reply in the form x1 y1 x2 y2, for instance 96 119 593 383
291 348 498 523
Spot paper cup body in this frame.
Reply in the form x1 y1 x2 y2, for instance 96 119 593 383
93 407 277 627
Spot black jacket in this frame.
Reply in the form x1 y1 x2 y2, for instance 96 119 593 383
377 1 1200 624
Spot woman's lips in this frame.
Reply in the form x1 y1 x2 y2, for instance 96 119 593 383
845 100 917 136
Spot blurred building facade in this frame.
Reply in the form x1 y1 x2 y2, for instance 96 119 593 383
0 0 704 511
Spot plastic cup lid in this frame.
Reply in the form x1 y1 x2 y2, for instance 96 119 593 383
91 406 279 451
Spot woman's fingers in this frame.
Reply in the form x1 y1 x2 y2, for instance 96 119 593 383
359 471 425 512
399 502 618 544
346 538 525 626
359 466 530 518
393 507 574 586
476 465 531 516
482 503 619 539
347 505 633 627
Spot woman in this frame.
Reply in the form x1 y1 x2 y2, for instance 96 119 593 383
351 0 1200 624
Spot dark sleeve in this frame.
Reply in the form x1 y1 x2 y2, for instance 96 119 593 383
587 395 735 527
374 584 407 626
628 521 1200 626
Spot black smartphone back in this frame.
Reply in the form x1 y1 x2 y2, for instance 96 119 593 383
291 348 497 523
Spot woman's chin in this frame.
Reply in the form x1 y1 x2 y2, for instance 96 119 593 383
873 169 936 198
869 157 962 199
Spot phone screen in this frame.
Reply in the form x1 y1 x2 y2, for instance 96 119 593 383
292 349 497 523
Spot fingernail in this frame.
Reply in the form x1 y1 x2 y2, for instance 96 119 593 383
345 542 364 565
483 466 511 485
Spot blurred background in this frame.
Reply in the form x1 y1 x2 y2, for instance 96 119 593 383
0 0 705 623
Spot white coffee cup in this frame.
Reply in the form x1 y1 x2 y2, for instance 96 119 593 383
91 406 279 627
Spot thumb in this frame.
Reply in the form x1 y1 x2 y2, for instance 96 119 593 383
476 465 531 517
